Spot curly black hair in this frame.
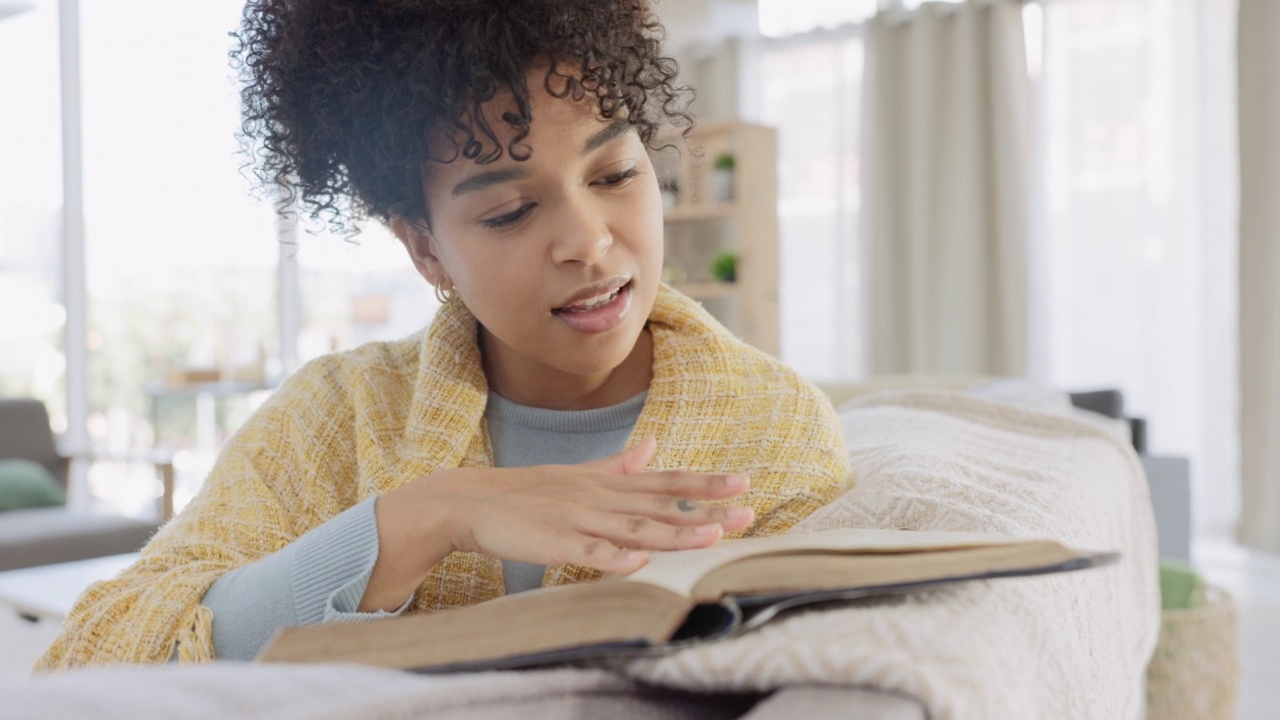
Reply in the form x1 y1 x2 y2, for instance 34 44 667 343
231 0 695 235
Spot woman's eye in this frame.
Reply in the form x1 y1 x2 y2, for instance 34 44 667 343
481 203 534 229
597 167 640 187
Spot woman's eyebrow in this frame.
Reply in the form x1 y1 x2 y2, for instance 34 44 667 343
452 167 532 197
451 119 631 197
581 118 632 155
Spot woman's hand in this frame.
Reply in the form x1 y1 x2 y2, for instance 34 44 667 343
361 438 753 611
439 437 754 573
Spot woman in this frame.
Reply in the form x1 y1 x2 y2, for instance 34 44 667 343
37 0 848 668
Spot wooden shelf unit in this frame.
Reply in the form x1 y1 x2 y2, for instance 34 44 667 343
656 121 779 357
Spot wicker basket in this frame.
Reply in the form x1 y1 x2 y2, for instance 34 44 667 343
1145 585 1239 720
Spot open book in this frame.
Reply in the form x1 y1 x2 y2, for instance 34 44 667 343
257 528 1117 672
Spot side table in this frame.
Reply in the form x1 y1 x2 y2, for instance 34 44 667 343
0 553 138 624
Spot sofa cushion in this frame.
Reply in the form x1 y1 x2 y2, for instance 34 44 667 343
0 508 160 571
0 399 66 488
0 460 66 511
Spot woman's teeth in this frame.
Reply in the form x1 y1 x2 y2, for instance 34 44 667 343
561 287 622 313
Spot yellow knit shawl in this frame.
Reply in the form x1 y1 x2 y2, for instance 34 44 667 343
36 285 849 669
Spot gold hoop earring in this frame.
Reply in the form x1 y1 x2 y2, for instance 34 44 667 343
434 281 456 304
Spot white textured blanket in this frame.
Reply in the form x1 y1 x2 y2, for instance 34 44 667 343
3 391 1159 719
621 390 1161 719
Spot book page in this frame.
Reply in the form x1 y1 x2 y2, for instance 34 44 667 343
625 528 1020 597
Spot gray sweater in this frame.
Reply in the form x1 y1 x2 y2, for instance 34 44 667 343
200 391 645 661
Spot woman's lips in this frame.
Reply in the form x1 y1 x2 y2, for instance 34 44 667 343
552 281 632 334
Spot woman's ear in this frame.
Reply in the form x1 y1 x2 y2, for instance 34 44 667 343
391 216 449 287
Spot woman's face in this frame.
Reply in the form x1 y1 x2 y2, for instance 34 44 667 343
392 76 665 407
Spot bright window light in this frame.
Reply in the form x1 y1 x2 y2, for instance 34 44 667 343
758 0 878 38
901 0 966 9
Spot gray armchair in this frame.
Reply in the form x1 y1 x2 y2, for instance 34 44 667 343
1067 390 1192 562
0 399 175 571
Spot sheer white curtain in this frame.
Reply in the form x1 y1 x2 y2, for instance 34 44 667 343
1027 0 1240 535
741 0 1029 381
745 0 1240 535
740 29 868 381
1237 0 1280 553
863 0 1029 375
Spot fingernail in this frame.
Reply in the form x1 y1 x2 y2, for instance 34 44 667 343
725 506 753 521
694 523 722 536
625 551 648 564
724 474 749 489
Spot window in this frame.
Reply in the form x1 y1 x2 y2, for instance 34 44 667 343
0 0 65 429
80 0 280 515
744 32 867 380
1028 0 1239 534
293 220 438 364
2 1 445 518
746 0 1239 534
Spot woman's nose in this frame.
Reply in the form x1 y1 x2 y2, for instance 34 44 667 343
549 200 612 266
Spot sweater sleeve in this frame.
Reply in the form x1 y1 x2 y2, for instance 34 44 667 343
200 497 413 662
35 356 366 670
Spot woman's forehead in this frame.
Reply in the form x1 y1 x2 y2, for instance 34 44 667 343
418 105 635 217
427 91 629 171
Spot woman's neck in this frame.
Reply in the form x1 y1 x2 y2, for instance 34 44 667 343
480 327 653 410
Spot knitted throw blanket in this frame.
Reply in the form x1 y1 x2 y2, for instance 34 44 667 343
36 285 849 669
17 391 1158 720
616 391 1161 719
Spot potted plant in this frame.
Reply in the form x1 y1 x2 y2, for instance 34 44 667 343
712 152 735 203
711 251 738 283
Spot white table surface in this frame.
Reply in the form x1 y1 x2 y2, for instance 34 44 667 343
0 553 138 622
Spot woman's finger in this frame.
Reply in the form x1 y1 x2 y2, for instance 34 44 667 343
549 534 651 574
648 500 756 532
593 491 756 532
573 511 724 552
611 470 751 500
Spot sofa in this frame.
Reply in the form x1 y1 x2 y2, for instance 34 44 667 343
0 399 174 572
2 379 1159 719
818 377 1193 562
